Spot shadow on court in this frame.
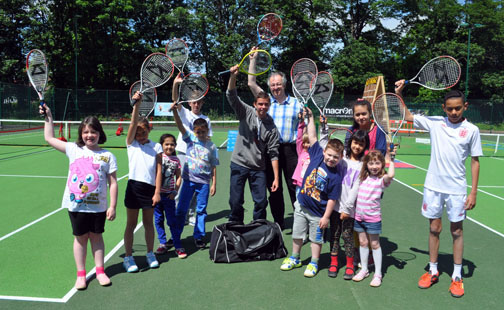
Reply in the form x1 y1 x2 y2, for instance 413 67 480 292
410 246 476 279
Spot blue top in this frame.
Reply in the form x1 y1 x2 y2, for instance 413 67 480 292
297 142 343 217
182 131 219 184
268 94 303 143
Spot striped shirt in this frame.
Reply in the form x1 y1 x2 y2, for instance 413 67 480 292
268 94 303 143
355 176 391 223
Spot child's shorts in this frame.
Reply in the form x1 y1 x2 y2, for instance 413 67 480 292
353 220 382 235
124 179 156 209
292 201 324 244
422 188 466 223
68 211 106 236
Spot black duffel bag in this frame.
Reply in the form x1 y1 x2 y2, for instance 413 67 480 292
209 219 288 263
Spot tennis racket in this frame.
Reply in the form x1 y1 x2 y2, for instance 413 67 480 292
26 49 48 113
372 93 406 159
311 71 333 116
404 56 461 90
291 58 318 119
329 127 353 140
176 73 210 105
218 49 272 78
256 13 283 46
129 80 158 116
131 52 174 107
165 38 189 77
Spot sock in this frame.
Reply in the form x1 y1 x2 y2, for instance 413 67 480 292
291 253 300 259
429 262 438 275
372 247 382 277
311 257 319 264
346 256 354 268
452 264 462 280
330 255 338 267
359 246 369 271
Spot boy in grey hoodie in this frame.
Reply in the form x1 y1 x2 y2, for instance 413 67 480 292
226 64 280 224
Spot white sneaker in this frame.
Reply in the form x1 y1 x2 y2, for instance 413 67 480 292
189 216 196 226
146 251 159 268
123 256 138 273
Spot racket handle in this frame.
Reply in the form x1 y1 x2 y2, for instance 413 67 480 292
404 80 410 85
218 70 231 78
130 99 138 107
389 143 395 160
40 101 46 116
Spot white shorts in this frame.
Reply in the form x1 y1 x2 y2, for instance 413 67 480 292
421 188 466 223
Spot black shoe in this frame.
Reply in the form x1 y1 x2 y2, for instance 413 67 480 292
328 265 338 278
195 239 206 249
165 238 174 249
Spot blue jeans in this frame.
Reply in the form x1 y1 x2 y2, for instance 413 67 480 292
154 194 176 244
173 180 209 249
228 162 267 224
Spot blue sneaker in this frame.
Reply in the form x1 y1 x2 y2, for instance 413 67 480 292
280 256 302 271
304 262 319 278
123 256 138 273
146 251 159 268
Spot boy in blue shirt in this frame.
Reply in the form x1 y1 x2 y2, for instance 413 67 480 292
280 107 344 277
171 103 219 258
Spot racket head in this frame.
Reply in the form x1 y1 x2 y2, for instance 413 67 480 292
257 13 283 45
329 127 353 141
26 49 48 100
290 58 318 104
409 55 461 90
238 49 272 76
311 71 334 112
372 93 406 142
139 52 174 92
178 73 210 104
129 80 158 113
165 38 189 73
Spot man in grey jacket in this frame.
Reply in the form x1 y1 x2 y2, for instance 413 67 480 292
226 64 280 224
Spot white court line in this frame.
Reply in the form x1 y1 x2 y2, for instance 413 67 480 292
490 156 504 161
0 173 130 303
0 207 64 242
0 174 66 179
399 158 504 200
394 178 504 239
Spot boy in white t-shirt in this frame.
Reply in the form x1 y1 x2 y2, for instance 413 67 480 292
396 81 482 298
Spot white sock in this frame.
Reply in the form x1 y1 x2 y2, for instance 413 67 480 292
452 264 462 280
359 246 369 271
372 247 382 277
429 262 438 274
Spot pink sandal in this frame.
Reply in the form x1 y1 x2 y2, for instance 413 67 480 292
96 266 111 286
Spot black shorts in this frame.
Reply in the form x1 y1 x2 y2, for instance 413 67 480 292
68 211 106 236
124 179 156 209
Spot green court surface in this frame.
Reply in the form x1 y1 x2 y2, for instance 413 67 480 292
1 128 503 309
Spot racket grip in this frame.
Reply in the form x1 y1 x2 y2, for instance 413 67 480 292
130 98 138 107
218 70 231 78
404 80 410 85
389 143 395 160
40 101 46 115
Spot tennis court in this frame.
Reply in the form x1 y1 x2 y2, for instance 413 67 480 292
1 122 503 309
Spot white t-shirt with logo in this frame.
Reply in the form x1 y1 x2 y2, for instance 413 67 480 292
414 115 483 195
62 143 117 213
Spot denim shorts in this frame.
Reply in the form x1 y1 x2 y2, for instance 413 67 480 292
353 219 382 235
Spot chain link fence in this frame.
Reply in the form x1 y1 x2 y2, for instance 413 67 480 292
1 82 502 124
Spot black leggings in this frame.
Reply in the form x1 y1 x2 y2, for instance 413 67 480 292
329 211 354 257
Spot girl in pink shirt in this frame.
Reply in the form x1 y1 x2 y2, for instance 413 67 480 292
352 150 394 287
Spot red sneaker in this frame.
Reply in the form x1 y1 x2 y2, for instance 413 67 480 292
449 277 464 298
418 271 439 289
175 248 187 259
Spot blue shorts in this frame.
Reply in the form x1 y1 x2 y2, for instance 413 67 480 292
353 220 382 235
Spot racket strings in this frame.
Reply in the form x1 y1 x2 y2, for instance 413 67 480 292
166 40 188 69
141 54 174 88
311 72 333 109
242 50 271 74
130 81 157 109
293 71 316 100
27 52 48 91
419 57 460 89
373 96 406 135
258 14 282 40
179 75 209 102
